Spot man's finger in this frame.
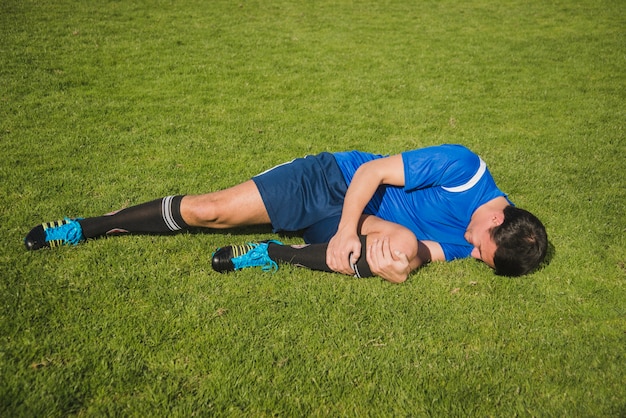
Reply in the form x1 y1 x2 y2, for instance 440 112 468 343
349 248 360 266
381 236 391 258
394 249 408 262
366 239 377 270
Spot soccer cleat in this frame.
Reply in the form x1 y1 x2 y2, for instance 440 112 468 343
211 240 282 273
24 218 85 251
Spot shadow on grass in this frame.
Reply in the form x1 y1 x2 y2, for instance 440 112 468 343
101 225 304 241
185 225 304 241
538 240 556 272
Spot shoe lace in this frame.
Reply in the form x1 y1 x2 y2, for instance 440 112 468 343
45 218 84 245
232 241 280 272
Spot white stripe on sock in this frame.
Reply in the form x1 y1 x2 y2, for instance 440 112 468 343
162 196 182 231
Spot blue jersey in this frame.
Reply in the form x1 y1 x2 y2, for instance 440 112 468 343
333 144 509 261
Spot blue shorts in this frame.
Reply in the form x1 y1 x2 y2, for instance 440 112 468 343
252 152 348 244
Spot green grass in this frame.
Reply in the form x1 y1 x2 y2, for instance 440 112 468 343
1 0 625 416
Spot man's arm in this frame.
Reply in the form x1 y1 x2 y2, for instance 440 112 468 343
327 154 406 274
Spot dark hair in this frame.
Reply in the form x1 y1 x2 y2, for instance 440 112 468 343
491 206 548 277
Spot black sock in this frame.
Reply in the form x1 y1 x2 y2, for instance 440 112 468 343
79 195 188 238
267 236 373 278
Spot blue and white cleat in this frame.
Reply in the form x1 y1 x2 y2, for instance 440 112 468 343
24 218 85 251
211 240 282 273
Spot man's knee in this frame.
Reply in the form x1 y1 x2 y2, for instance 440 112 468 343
367 227 418 260
181 194 220 226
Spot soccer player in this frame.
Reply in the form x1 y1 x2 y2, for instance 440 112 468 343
24 144 548 282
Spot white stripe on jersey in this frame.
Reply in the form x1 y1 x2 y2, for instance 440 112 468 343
442 158 487 193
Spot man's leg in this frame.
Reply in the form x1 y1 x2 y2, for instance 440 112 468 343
267 232 425 282
24 180 270 250
82 180 270 236
212 216 431 282
266 236 373 277
211 237 373 276
212 231 423 282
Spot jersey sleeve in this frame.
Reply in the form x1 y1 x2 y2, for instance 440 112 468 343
440 242 473 261
402 144 481 191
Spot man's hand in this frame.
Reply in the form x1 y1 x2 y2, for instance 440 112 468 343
367 236 411 283
327 229 362 275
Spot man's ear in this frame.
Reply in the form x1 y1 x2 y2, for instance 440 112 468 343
492 210 505 226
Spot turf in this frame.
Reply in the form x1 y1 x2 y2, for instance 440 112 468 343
1 0 624 416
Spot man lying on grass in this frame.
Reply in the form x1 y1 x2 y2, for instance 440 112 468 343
24 144 547 283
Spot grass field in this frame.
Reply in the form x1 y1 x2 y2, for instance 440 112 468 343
1 0 625 416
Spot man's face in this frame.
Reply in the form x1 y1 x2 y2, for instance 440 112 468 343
465 211 502 269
